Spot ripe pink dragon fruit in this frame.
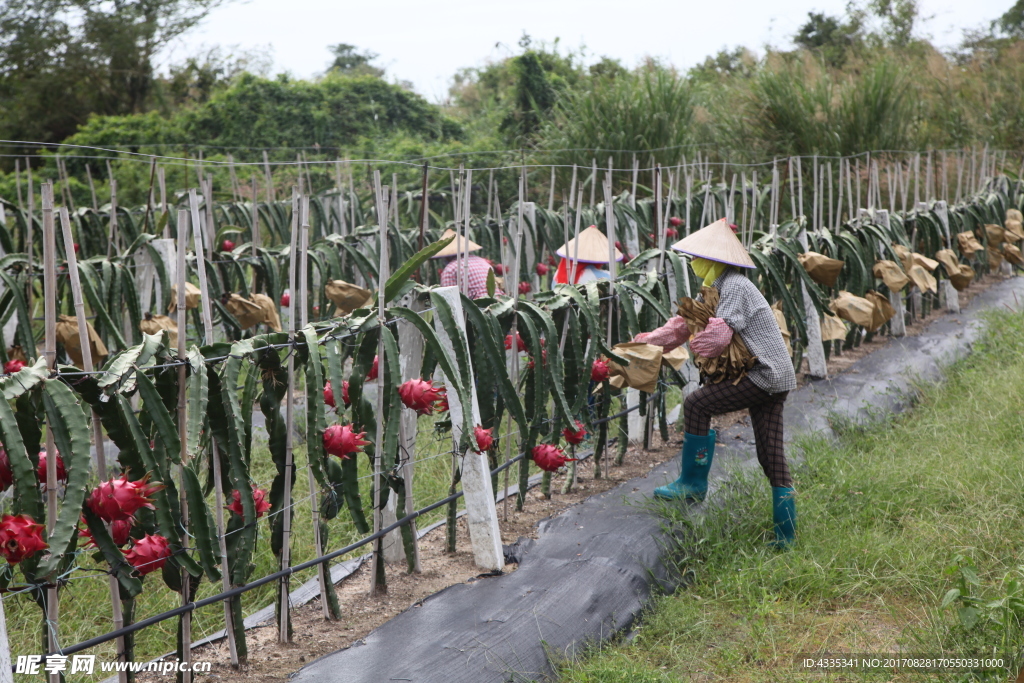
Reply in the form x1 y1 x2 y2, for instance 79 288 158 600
3 359 24 374
591 358 610 382
36 450 67 485
669 216 683 227
226 485 272 518
0 514 47 564
504 332 526 352
535 263 549 276
366 356 379 381
79 516 133 547
474 426 494 452
518 281 532 295
341 380 351 407
124 534 172 575
398 379 443 416
546 254 557 266
87 473 161 522
666 227 678 239
532 444 575 472
562 420 587 446
280 291 291 307
493 263 505 275
324 381 336 409
436 387 449 413
0 449 11 491
220 239 236 252
323 424 369 459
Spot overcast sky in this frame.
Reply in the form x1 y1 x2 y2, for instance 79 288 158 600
164 0 1012 102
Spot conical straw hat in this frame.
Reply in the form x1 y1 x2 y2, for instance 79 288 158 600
431 229 482 258
670 218 755 268
555 225 623 264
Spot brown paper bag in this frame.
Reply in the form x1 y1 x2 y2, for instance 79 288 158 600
771 301 792 355
985 224 1005 247
677 286 758 385
326 280 373 315
950 264 975 291
957 231 983 256
987 248 1004 271
6 345 28 363
1008 209 1024 223
607 343 663 393
139 313 178 349
250 293 282 332
934 249 961 277
911 253 939 272
892 244 912 272
872 260 910 292
864 290 895 332
1004 219 1024 242
661 346 689 371
55 315 108 368
1003 243 1023 266
224 294 264 329
907 264 937 294
797 251 844 287
820 313 848 342
168 282 201 313
831 291 876 330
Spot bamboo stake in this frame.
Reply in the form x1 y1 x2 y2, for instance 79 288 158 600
41 184 59 683
107 178 118 257
158 167 168 238
548 166 556 212
59 205 127 681
279 188 299 638
263 151 276 202
86 164 98 212
26 160 35 315
370 172 389 595
513 170 527 511
251 177 260 292
15 160 23 213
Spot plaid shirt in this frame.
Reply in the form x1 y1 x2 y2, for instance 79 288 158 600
440 255 502 299
709 270 796 394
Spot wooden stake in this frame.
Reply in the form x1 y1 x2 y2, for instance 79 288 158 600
280 188 299 637
370 172 389 596
41 184 59 683
107 178 118 257
59 205 128 681
86 164 98 212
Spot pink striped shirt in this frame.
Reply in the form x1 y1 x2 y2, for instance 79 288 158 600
440 256 502 299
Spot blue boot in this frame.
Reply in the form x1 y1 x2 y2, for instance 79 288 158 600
771 487 797 548
653 430 716 502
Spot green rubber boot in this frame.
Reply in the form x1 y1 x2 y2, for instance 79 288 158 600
771 487 797 548
653 430 716 502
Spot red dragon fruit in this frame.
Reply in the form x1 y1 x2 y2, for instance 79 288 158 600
591 358 611 383
366 356 379 381
474 426 494 452
323 424 369 459
342 380 351 407
36 450 67 485
666 227 678 239
535 263 549 276
562 420 587 446
220 239 236 253
436 387 449 413
546 254 557 266
398 379 443 416
669 216 683 228
0 514 47 564
518 281 532 295
493 263 505 275
226 485 272 518
79 516 133 547
3 359 24 374
526 349 548 370
532 444 575 472
0 449 11 491
280 291 291 307
504 332 526 352
324 381 336 409
87 473 161 522
124 534 172 575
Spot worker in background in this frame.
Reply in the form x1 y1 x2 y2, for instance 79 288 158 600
434 229 503 299
553 225 622 284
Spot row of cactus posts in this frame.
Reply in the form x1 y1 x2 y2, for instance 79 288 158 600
0 151 1019 681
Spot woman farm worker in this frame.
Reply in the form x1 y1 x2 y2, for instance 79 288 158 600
435 229 503 299
634 219 798 547
553 225 622 284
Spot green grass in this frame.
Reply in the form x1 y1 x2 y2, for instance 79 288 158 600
559 308 1024 683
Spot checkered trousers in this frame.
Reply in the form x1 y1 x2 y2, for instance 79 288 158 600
683 377 792 488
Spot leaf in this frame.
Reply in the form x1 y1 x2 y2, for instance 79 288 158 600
0 356 48 400
82 507 143 597
941 588 961 608
135 370 180 468
0 394 42 520
36 379 93 577
182 466 222 583
97 332 168 396
381 235 454 304
300 326 329 488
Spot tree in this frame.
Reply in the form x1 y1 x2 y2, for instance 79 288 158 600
794 11 863 65
0 0 227 155
500 51 559 141
997 0 1024 37
867 0 920 47
326 44 384 78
